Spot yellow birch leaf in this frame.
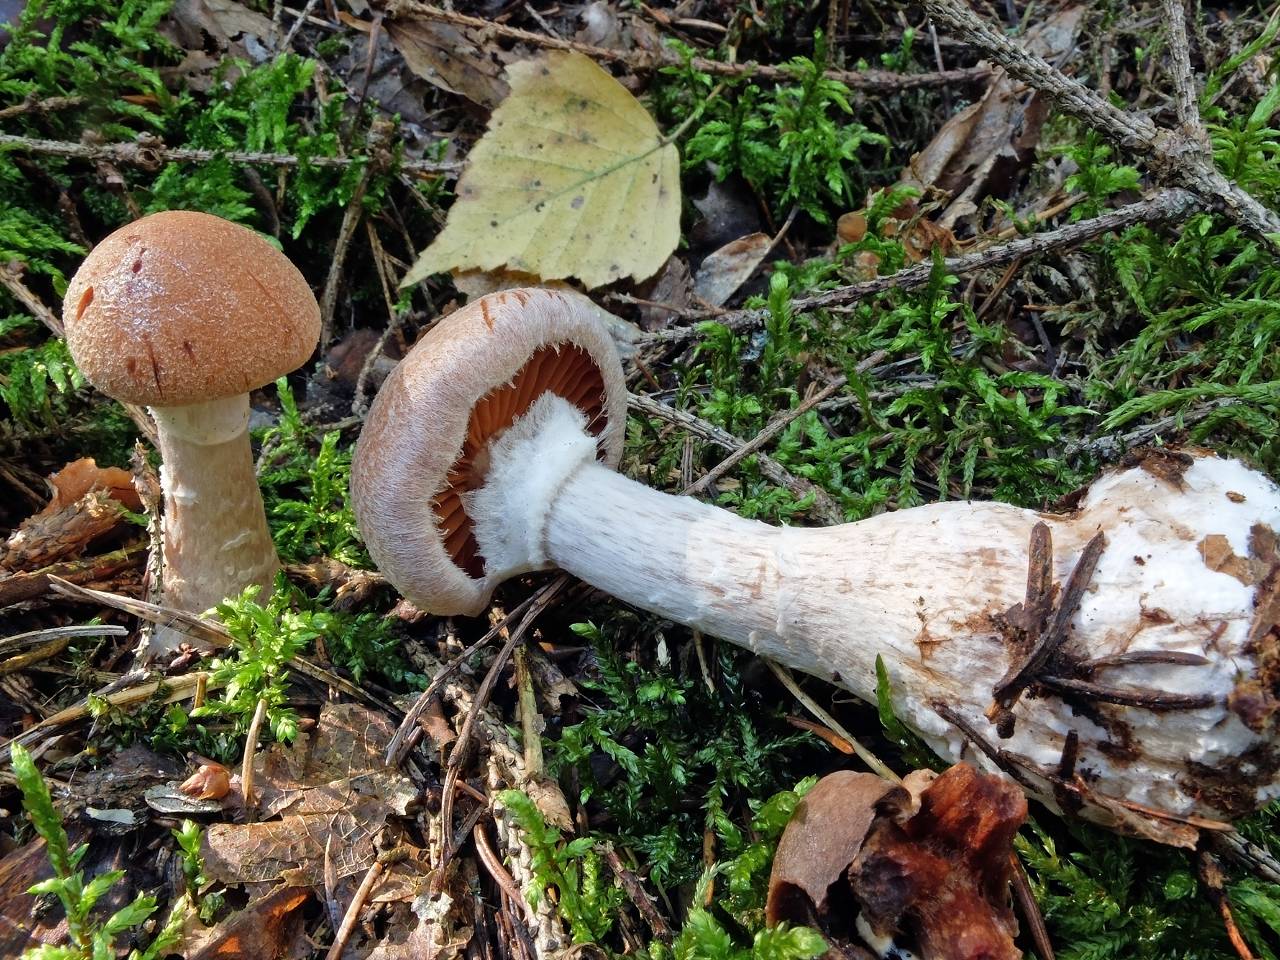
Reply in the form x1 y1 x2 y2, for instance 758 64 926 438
401 51 680 290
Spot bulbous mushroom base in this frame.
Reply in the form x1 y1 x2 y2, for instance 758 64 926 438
469 394 1280 833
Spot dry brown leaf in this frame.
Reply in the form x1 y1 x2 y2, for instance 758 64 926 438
898 6 1084 228
0 840 57 956
203 703 416 885
766 771 902 923
767 765 1027 960
187 884 311 960
693 232 772 306
203 791 391 885
180 762 232 801
386 19 508 108
165 0 273 47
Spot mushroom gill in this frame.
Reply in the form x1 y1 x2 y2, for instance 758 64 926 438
435 342 607 578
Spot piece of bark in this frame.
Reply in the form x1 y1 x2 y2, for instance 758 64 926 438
2 459 142 570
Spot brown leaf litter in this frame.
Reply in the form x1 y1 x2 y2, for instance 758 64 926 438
767 764 1027 960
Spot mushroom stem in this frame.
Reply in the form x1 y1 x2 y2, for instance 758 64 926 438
149 394 278 648
469 394 1280 826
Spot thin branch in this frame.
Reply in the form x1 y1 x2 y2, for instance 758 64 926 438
1162 0 1210 149
0 95 85 121
628 392 845 524
319 119 396 346
683 376 847 496
644 189 1198 344
0 132 455 175
380 0 992 92
766 659 899 782
922 0 1280 247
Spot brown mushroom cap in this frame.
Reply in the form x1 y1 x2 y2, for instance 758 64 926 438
63 211 320 406
351 287 628 616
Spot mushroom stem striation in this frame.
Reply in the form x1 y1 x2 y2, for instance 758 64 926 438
468 391 1280 830
149 395 278 619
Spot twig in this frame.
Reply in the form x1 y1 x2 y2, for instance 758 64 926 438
1062 397 1241 459
280 0 324 50
0 624 128 660
643 189 1198 344
324 860 385 960
473 824 527 908
386 587 544 766
628 393 845 524
683 376 847 495
47 577 380 704
0 94 86 121
447 579 566 771
1197 850 1257 960
991 531 1106 714
0 133 455 175
320 119 396 346
1010 855 1056 960
922 0 1280 249
764 660 900 783
0 670 221 764
600 844 674 943
379 0 992 92
240 697 268 815
0 542 146 609
1211 831 1280 885
1162 0 1209 149
513 644 543 779
1037 675 1215 710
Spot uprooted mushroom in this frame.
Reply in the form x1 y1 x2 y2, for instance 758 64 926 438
351 287 1280 834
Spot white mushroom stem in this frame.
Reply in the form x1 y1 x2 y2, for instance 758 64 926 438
470 394 1280 828
149 394 278 651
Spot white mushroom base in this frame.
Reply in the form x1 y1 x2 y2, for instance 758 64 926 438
469 394 1280 833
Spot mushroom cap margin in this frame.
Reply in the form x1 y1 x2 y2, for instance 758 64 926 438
351 287 628 616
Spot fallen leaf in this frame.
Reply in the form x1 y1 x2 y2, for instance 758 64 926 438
187 884 311 960
203 791 392 885
767 764 1027 960
164 0 273 49
898 7 1083 229
694 232 772 306
766 771 902 923
202 703 417 885
634 255 692 330
0 840 57 955
402 51 680 289
386 19 508 108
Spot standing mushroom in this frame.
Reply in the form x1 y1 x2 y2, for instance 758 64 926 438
63 211 320 654
352 287 1280 833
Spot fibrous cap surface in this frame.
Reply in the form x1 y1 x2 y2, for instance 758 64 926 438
63 210 320 406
